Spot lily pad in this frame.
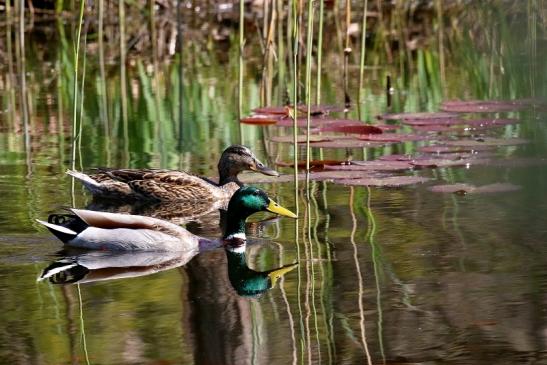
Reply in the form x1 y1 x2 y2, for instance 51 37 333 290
240 170 386 184
440 100 529 113
333 175 431 187
410 158 490 169
252 106 290 115
270 135 334 143
240 114 282 125
444 138 528 147
428 183 521 194
274 117 328 128
377 154 414 161
380 112 459 120
276 160 349 169
418 145 496 153
358 133 437 143
325 160 412 171
318 124 384 134
309 139 389 149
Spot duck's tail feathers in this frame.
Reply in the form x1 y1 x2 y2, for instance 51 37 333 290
38 259 89 284
66 170 103 194
36 213 88 243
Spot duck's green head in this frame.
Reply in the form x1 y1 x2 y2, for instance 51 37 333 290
228 186 297 219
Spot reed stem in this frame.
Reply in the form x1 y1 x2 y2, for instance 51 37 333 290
71 0 85 171
358 0 369 120
315 0 325 105
304 0 315 192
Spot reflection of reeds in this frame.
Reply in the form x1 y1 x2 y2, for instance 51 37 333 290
349 187 373 365
76 284 91 365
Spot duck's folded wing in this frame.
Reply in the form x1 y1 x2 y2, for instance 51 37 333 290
70 209 188 238
128 172 223 201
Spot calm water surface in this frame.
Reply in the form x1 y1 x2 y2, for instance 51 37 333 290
1 2 546 364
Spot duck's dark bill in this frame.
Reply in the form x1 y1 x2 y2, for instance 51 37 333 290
267 199 297 218
253 162 280 176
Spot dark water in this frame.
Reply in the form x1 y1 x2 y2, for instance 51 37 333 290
1 2 547 364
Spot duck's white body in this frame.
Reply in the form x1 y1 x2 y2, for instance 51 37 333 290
37 209 218 251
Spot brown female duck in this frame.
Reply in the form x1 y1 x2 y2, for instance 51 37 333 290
67 145 278 202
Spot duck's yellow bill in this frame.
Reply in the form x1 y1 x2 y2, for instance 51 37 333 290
268 263 298 288
267 199 297 218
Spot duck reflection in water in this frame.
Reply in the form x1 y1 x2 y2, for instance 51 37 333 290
225 243 298 297
38 243 297 298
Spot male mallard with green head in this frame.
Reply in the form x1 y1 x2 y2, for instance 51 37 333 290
67 145 278 202
36 187 296 251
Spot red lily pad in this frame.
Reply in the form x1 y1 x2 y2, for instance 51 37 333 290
240 170 386 184
275 159 349 169
444 138 528 147
270 135 334 143
418 145 496 153
380 112 459 120
428 183 521 194
333 175 431 187
252 106 290 115
324 160 412 171
403 118 466 126
240 114 282 125
309 139 389 149
440 100 529 113
274 117 328 128
318 124 384 134
358 133 437 142
377 154 414 161
410 158 490 169
297 104 347 115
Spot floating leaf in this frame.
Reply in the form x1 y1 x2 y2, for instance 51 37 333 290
418 145 496 153
380 112 459 120
405 118 518 128
325 161 412 171
276 160 348 169
240 114 282 125
358 133 437 142
270 135 335 143
275 117 328 127
444 138 528 147
252 106 290 115
377 154 414 161
333 175 431 187
240 170 385 184
318 124 383 134
403 118 465 126
440 100 528 113
297 104 347 115
428 183 521 194
309 139 389 149
410 158 490 169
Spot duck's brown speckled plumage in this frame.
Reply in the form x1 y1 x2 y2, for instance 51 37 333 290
68 145 278 202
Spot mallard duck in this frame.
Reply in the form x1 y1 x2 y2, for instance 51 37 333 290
225 244 298 297
67 145 279 202
36 186 297 251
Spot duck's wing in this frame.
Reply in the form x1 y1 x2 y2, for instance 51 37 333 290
127 171 226 201
67 170 136 199
70 209 188 238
